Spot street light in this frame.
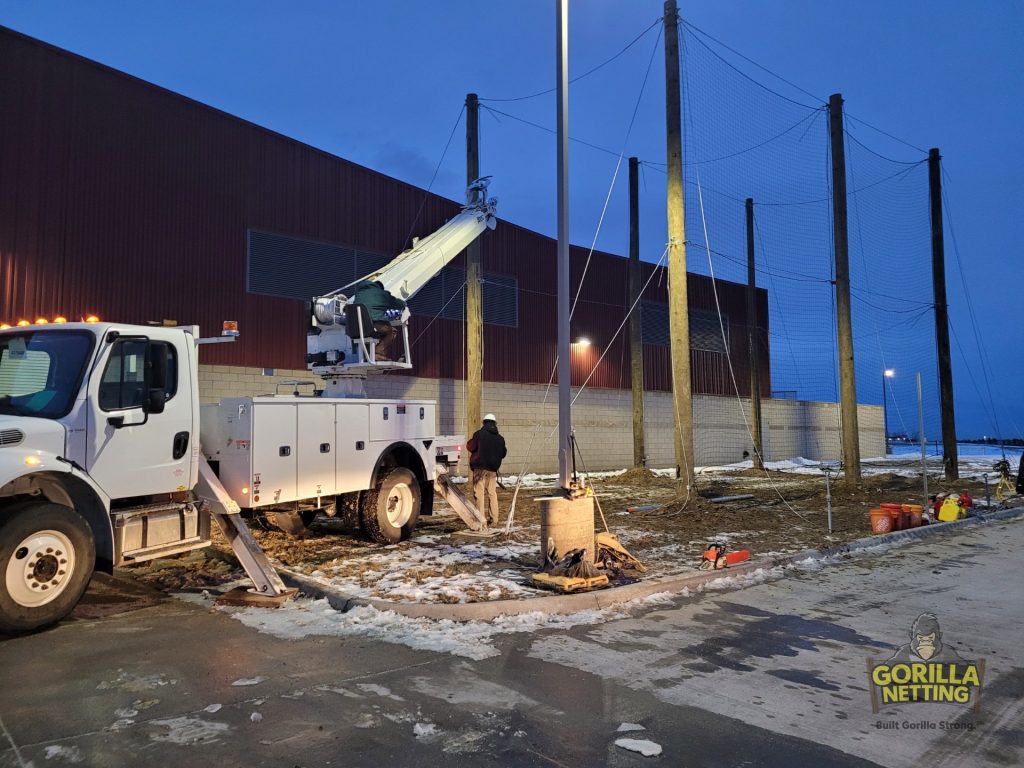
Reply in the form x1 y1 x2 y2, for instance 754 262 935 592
883 369 895 454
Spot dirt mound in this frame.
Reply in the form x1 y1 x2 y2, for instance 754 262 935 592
602 468 679 488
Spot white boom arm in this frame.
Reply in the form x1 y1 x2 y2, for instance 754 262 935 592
322 178 497 306
307 178 497 394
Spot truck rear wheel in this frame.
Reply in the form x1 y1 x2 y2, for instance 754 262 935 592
0 502 95 635
360 468 420 544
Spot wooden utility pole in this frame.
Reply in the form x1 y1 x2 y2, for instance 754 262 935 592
465 93 482 436
929 148 958 480
827 93 861 485
664 0 695 483
745 198 764 469
629 157 646 468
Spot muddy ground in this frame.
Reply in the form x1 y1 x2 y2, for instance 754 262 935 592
125 459 1004 604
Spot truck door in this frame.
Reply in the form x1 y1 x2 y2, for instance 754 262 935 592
85 333 194 499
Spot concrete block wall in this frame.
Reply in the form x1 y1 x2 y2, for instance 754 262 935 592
197 365 884 474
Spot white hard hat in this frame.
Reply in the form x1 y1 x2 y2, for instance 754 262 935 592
483 413 497 422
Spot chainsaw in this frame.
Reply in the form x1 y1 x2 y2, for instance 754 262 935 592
700 541 751 570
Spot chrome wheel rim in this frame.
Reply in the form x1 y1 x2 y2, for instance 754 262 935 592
6 530 75 608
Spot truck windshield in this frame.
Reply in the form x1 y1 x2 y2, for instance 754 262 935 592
0 331 95 419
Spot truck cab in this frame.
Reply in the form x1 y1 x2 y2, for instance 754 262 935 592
0 320 206 633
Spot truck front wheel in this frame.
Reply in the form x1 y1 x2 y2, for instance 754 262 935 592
360 468 421 544
0 502 95 635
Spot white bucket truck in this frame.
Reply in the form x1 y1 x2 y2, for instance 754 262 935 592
0 181 496 633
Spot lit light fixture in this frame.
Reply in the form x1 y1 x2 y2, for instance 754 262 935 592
35 317 48 325
884 369 896 378
574 337 591 348
16 320 30 327
84 315 100 323
241 486 249 495
0 324 9 330
24 456 42 467
53 316 68 324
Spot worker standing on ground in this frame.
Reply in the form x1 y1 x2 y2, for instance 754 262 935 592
352 279 406 361
467 413 507 528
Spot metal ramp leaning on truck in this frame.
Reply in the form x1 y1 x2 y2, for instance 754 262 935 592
195 458 296 605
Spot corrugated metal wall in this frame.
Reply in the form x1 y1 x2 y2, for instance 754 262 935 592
0 27 770 396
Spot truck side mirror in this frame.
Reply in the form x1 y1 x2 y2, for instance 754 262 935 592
145 342 170 415
146 388 166 415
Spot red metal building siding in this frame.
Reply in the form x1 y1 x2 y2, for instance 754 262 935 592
0 28 769 397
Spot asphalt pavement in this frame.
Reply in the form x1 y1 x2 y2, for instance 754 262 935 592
0 517 1021 768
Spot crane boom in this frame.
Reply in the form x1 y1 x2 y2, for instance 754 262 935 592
326 178 497 304
306 178 497 396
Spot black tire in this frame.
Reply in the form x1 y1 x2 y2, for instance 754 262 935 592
0 502 95 635
336 492 364 533
360 467 421 544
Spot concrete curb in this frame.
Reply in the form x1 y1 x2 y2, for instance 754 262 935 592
278 506 1024 622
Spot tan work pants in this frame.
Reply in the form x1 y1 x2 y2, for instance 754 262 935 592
473 469 500 527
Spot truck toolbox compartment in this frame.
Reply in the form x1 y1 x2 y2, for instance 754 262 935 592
200 396 435 509
113 502 210 563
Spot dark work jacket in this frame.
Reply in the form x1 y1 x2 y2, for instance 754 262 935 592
352 280 407 323
467 423 507 472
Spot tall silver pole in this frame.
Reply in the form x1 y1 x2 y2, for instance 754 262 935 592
556 0 571 491
881 371 888 455
917 372 928 507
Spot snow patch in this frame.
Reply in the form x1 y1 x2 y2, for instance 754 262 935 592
702 566 786 592
616 722 646 732
203 704 222 713
354 713 380 729
231 676 266 687
413 722 438 739
315 684 361 698
226 592 672 659
43 745 83 763
96 670 177 692
289 538 542 604
357 683 404 701
149 716 229 745
250 712 263 723
614 737 662 756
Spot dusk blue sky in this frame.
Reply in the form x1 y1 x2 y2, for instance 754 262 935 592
2 1 1021 439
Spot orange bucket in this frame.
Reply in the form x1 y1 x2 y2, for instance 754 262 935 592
880 503 903 531
902 504 923 527
869 508 893 534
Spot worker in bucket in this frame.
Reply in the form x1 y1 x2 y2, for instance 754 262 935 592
467 413 507 528
352 279 406 361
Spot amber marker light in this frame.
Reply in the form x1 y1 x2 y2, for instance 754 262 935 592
16 320 30 327
53 316 68 324
24 456 42 467
0 324 10 330
84 315 100 323
35 318 49 325
241 486 250 495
